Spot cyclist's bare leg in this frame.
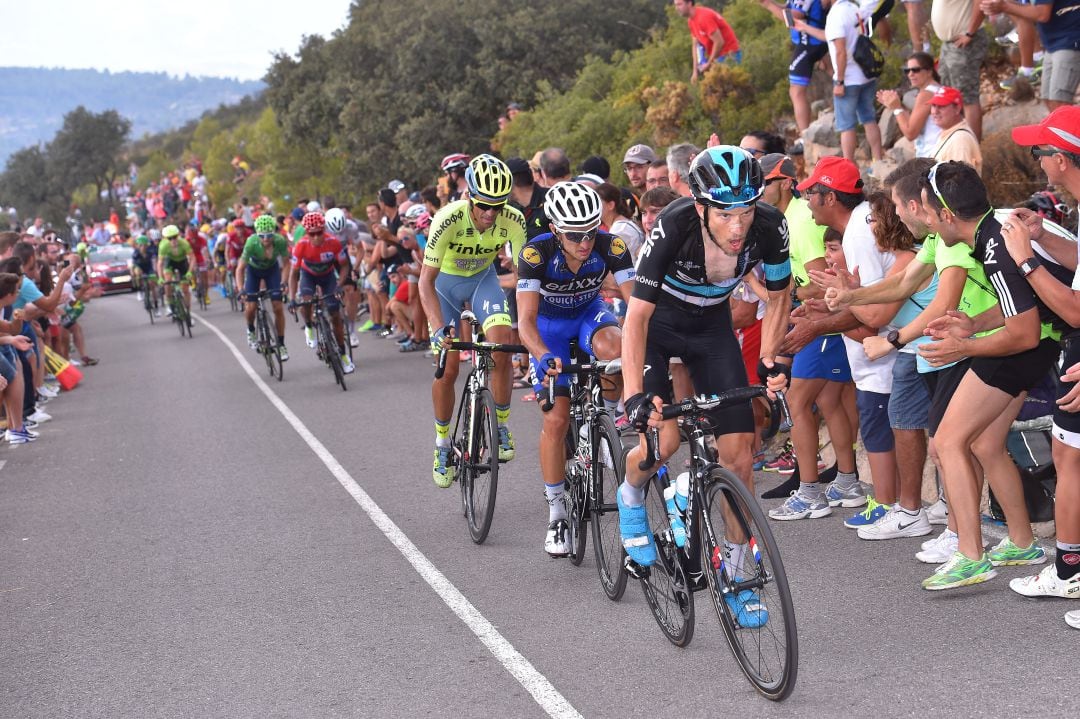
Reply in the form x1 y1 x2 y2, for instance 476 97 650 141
716 431 756 545
1052 440 1080 545
485 324 514 408
540 396 571 485
331 310 346 351
432 351 461 426
590 326 623 402
272 300 286 339
344 285 359 333
671 361 693 402
624 418 682 489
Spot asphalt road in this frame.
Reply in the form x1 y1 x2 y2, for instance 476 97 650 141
1 292 1075 718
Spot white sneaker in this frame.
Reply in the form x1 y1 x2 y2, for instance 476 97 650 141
70 358 83 367
857 506 933 541
38 385 59 399
917 528 959 564
1067 610 1080 629
27 409 52 424
1009 565 1080 599
545 519 571 557
926 498 948 526
304 327 316 348
342 356 356 374
349 331 360 348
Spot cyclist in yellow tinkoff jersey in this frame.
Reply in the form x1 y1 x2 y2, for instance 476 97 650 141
420 155 527 487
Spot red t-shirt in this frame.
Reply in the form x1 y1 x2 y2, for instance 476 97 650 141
225 231 247 264
187 233 209 264
688 6 739 57
292 236 347 276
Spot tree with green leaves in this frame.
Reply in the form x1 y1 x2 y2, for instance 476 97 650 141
47 106 131 208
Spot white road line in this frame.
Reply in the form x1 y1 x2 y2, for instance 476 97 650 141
193 314 581 719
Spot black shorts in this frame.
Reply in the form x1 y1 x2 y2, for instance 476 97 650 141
165 259 190 278
870 0 896 26
642 300 753 436
1053 337 1080 445
970 338 1061 398
922 359 971 437
789 42 829 85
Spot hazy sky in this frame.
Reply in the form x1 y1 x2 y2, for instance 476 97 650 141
4 0 353 81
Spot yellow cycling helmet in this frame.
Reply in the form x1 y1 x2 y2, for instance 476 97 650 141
465 154 513 204
162 224 181 239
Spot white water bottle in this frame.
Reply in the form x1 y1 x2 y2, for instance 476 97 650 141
664 483 687 548
674 471 691 513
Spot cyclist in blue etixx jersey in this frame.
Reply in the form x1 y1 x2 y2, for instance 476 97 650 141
238 214 292 361
131 234 159 315
421 155 527 487
516 182 636 557
619 146 793 626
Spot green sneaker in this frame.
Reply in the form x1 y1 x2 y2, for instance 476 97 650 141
497 426 515 462
922 551 998 591
358 319 376 332
987 536 1047 567
433 446 455 488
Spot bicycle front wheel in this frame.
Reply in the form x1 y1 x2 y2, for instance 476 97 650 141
639 469 694 647
463 386 499 544
701 469 798 701
319 314 346 391
589 413 627 600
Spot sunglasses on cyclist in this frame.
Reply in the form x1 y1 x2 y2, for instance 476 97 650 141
472 200 505 213
258 232 274 239
560 228 598 244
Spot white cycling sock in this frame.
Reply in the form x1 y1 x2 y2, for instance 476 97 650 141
619 481 644 507
546 483 567 521
724 540 749 581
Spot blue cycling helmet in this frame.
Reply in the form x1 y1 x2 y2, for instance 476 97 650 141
688 145 764 209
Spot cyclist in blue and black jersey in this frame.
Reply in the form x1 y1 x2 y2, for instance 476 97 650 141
131 235 160 316
618 146 792 625
516 182 636 557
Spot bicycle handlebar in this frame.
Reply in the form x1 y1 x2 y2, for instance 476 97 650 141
638 386 793 471
433 340 529 380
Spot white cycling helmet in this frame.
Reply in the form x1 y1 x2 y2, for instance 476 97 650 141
544 181 603 232
325 207 347 234
403 204 427 221
306 200 322 212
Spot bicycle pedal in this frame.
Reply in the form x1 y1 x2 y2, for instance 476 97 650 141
623 556 650 580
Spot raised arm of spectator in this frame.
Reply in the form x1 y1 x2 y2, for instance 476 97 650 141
26 265 74 313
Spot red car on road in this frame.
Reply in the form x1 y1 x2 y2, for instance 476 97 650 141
86 245 135 294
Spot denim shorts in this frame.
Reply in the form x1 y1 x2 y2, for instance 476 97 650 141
0 346 15 383
833 80 878 131
792 334 852 382
888 352 929 430
856 389 895 453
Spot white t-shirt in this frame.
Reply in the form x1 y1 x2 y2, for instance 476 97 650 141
842 201 896 393
611 217 646 259
826 0 869 86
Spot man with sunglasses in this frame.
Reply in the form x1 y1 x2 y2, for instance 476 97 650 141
1005 107 1080 627
915 160 1073 590
238 214 291 361
618 146 790 622
421 155 527 488
515 181 635 557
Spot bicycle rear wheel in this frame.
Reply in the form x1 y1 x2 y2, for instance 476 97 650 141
563 419 587 566
589 413 628 600
144 289 155 324
701 470 798 701
463 387 499 544
258 307 281 380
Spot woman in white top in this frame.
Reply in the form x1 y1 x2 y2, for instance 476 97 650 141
595 182 645 260
876 52 942 158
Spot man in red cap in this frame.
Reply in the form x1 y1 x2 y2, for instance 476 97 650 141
1005 106 1080 628
772 156 899 521
929 86 982 175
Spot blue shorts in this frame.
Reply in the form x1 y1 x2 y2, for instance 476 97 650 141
433 265 511 333
298 270 340 311
244 265 283 301
888 352 929 430
530 298 619 394
833 80 878 132
698 45 743 66
856 389 895 453
791 334 851 382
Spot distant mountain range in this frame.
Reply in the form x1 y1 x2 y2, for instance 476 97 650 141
0 67 264 164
